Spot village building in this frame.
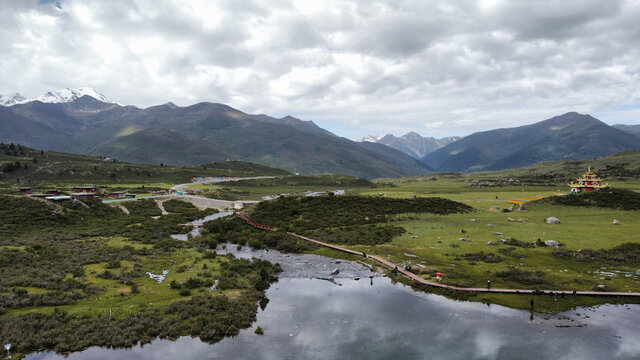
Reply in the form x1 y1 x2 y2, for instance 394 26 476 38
73 185 98 193
20 187 32 194
107 192 126 199
46 195 71 201
72 192 96 200
569 166 609 193
183 189 202 195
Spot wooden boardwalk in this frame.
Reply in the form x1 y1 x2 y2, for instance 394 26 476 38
234 211 640 298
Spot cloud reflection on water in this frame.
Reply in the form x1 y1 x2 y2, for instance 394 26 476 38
27 276 640 360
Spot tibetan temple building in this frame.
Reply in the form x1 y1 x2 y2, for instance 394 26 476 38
569 166 609 193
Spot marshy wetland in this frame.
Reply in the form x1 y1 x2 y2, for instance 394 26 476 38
2 147 640 359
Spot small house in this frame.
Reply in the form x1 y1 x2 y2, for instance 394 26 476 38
20 187 32 194
73 185 98 193
184 189 202 195
46 189 61 195
72 192 96 200
125 193 137 199
108 192 126 199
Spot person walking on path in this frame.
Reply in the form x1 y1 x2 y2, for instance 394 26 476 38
487 280 491 291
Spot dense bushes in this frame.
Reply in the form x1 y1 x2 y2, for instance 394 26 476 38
0 252 282 355
461 252 504 263
0 293 264 354
552 243 640 264
543 188 640 210
121 199 162 218
250 195 472 232
202 217 318 253
495 267 549 285
0 242 144 292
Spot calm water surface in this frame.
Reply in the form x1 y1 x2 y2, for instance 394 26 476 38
27 246 640 360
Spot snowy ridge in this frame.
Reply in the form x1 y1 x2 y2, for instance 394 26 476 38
358 134 388 142
0 93 27 106
0 87 112 106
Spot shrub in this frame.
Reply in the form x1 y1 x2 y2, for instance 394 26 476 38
495 267 548 285
462 252 504 263
105 260 121 269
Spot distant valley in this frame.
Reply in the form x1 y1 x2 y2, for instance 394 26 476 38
359 132 460 159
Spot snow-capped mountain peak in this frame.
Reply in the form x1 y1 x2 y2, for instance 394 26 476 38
0 87 112 106
358 134 389 142
36 87 111 104
0 92 27 106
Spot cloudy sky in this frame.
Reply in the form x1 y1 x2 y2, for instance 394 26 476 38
1 0 639 138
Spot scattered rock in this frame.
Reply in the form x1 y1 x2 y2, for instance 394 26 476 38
487 224 494 227
486 241 498 246
517 204 527 211
72 199 90 208
470 219 477 222
544 240 562 248
410 235 418 239
597 284 606 289
335 260 341 264
635 270 640 276
492 232 504 236
508 217 515 222
353 276 360 281
330 268 340 275
545 217 560 224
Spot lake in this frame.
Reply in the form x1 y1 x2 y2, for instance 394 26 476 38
27 245 640 360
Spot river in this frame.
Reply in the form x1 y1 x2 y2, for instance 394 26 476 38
27 243 640 360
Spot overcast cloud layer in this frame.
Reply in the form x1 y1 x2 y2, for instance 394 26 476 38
1 0 640 138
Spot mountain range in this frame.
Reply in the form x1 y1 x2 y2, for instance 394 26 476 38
1 88 639 177
422 112 640 172
613 124 640 138
0 88 432 179
359 132 460 159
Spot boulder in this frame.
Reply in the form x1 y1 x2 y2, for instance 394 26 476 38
545 217 560 224
330 268 340 275
72 199 90 208
486 241 498 246
544 240 561 248
635 270 640 276
517 204 527 211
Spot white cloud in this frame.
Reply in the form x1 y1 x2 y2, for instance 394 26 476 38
1 0 639 138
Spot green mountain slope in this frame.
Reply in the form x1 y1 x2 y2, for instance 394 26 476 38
91 128 231 166
423 112 640 172
1 98 431 179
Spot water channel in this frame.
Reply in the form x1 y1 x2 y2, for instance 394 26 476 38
26 214 640 360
